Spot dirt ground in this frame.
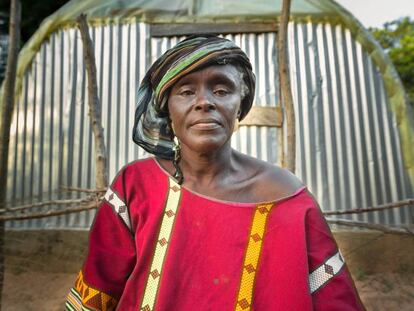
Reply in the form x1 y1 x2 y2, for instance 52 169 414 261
2 230 414 310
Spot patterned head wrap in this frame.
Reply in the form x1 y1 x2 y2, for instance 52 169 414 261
132 35 256 159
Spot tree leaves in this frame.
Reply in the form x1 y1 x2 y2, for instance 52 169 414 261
370 17 414 107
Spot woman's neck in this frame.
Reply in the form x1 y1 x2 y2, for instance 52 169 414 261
179 143 235 185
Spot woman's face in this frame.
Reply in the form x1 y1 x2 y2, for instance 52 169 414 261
167 64 243 155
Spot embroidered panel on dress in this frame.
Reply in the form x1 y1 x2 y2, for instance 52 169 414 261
309 251 345 293
235 203 275 311
65 270 118 311
104 187 132 231
140 177 182 311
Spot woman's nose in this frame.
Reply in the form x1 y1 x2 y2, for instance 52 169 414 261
194 90 216 111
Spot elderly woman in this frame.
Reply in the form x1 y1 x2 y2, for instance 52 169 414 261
66 36 364 311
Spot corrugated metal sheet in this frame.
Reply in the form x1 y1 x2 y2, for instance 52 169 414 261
287 22 413 225
6 21 413 229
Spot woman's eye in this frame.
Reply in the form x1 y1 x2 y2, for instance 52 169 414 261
179 89 194 96
214 89 229 96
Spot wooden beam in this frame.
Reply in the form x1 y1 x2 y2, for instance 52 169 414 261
150 23 278 37
0 0 21 307
239 106 282 127
278 0 295 172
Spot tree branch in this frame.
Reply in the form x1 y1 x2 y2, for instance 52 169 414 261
0 0 21 307
323 199 414 216
326 218 414 236
0 200 101 221
0 196 98 214
76 14 108 190
60 186 107 194
278 0 295 172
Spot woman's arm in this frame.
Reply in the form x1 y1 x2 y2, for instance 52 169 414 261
306 201 366 311
66 170 136 311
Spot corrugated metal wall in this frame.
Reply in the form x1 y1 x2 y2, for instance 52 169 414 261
288 22 413 225
6 21 413 229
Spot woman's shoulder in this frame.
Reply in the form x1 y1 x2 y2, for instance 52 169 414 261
110 157 161 189
234 151 304 202
119 157 157 174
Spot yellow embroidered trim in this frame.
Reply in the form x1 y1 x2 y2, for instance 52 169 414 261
69 270 118 311
140 177 182 311
235 203 274 311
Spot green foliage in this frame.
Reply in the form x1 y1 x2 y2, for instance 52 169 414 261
370 17 414 107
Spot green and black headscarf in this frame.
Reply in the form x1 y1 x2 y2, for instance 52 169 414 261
133 35 256 159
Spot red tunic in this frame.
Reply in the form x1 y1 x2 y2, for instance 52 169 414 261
66 157 364 311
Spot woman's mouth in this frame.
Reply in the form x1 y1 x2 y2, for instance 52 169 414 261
190 119 221 130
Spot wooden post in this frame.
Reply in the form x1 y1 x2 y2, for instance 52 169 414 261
278 0 295 172
76 14 108 190
0 0 21 307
